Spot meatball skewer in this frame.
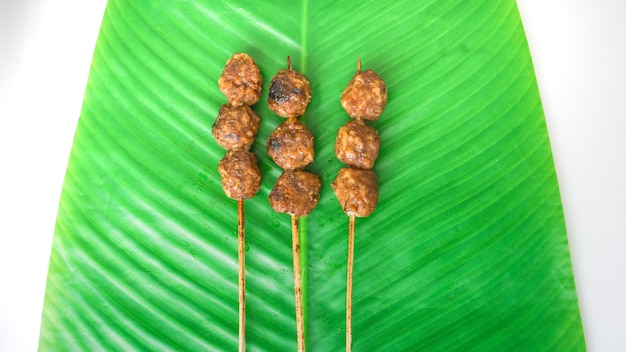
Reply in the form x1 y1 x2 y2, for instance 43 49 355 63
267 57 320 352
213 53 263 352
332 57 387 352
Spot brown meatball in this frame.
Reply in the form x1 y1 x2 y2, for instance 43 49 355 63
334 120 380 169
269 170 321 216
268 69 312 118
212 104 261 150
331 168 379 217
340 69 387 121
217 150 261 200
267 119 315 170
218 53 263 107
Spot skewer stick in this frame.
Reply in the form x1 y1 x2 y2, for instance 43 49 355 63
346 215 356 352
291 214 306 352
347 60 361 351
237 199 246 352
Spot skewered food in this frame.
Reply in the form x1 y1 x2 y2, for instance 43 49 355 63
266 57 320 208
340 69 387 121
218 53 263 107
213 52 263 352
212 104 261 151
218 149 262 200
267 119 315 170
333 60 386 214
331 168 378 217
266 57 319 352
268 65 312 118
270 169 322 216
333 58 387 352
334 120 380 170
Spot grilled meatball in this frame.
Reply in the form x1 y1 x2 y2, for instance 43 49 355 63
341 69 387 121
334 120 380 169
217 150 261 200
212 104 261 150
267 119 315 170
268 69 312 118
218 53 263 107
269 170 321 216
331 168 378 217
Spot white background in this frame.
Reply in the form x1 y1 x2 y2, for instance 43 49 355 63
1 0 624 350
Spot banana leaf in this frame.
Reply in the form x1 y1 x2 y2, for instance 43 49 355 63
39 0 585 350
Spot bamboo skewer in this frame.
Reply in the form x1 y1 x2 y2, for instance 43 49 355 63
215 53 264 352
346 215 355 352
238 199 246 352
333 56 386 351
345 58 361 352
291 215 306 352
267 56 318 351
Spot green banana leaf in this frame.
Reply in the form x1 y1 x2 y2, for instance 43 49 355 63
39 0 585 350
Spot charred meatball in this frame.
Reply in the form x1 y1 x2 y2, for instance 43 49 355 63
341 69 387 121
268 69 312 118
331 168 379 217
267 119 315 170
334 120 380 169
218 149 261 200
269 170 321 216
218 53 263 107
212 104 261 150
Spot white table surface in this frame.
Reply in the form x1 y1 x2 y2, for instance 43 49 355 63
1 1 624 350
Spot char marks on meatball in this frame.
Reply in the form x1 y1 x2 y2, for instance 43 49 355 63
334 120 380 169
218 149 262 200
212 104 261 150
218 53 263 107
269 170 321 216
267 119 315 170
268 69 312 118
340 69 387 121
331 167 379 217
